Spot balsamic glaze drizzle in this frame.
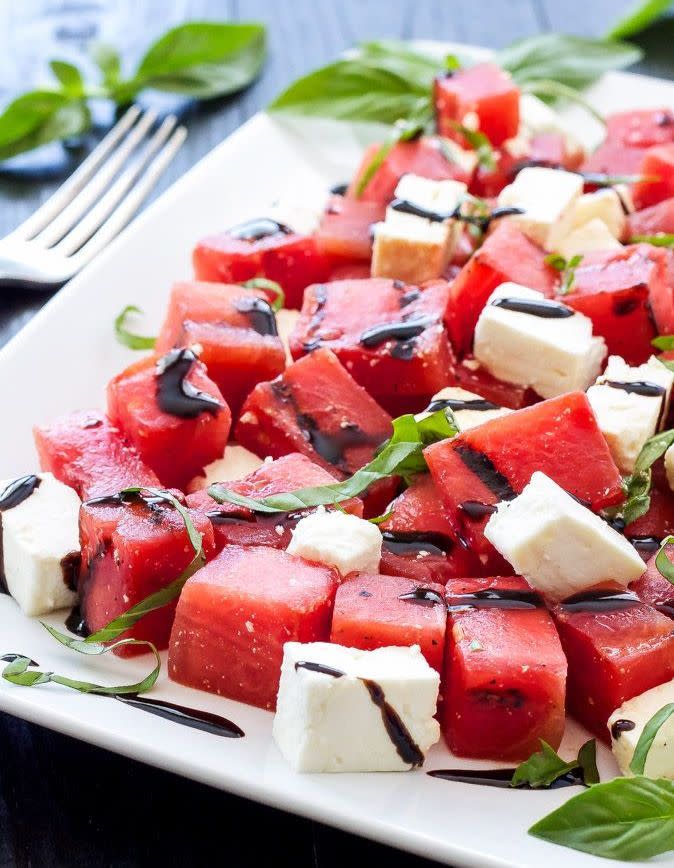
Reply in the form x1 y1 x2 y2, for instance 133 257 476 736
611 718 636 740
459 500 498 520
605 380 665 398
454 445 517 502
233 296 278 336
295 660 345 678
228 218 291 241
115 694 244 738
446 588 543 612
390 198 447 223
156 348 223 419
491 297 575 319
629 535 662 557
560 589 642 612
427 397 499 414
60 551 81 592
360 317 435 348
65 604 90 638
398 587 446 607
382 530 452 557
302 284 328 351
0 653 39 667
0 475 42 593
427 767 582 789
330 182 348 196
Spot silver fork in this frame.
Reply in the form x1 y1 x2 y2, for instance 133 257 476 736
0 106 187 286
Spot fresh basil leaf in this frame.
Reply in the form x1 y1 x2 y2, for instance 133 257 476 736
511 740 581 789
634 428 674 477
0 90 90 161
632 234 674 248
355 111 431 197
607 0 673 40
357 41 444 91
497 34 642 91
613 428 674 526
630 702 674 774
209 409 457 514
545 254 567 272
241 278 285 311
129 22 266 100
446 121 496 171
577 738 600 786
653 334 674 350
529 776 674 860
114 305 157 350
544 254 582 294
50 60 85 97
90 42 122 90
655 535 674 584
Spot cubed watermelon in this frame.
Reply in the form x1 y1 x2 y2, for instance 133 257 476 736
606 109 674 149
447 221 558 356
631 543 674 618
155 281 286 419
79 494 215 655
33 410 159 499
454 358 537 410
627 198 674 237
434 63 520 147
330 573 447 672
552 593 674 739
634 144 674 209
290 278 456 415
624 465 674 543
315 195 385 263
582 141 647 178
168 545 337 709
107 350 231 490
442 576 567 760
193 219 333 310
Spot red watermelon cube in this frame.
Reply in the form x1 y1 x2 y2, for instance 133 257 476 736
552 595 674 739
79 494 215 656
193 219 333 310
631 543 674 618
627 197 674 238
107 350 231 490
315 195 385 264
634 143 674 209
442 576 567 760
168 545 338 709
34 410 160 499
155 281 286 419
606 108 674 148
434 63 520 147
330 573 447 672
289 278 456 415
454 358 536 410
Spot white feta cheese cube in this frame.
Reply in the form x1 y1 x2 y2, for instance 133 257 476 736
497 167 583 251
609 679 674 779
484 471 645 601
557 219 623 260
273 641 440 772
287 506 382 576
473 282 606 398
570 188 627 239
1 473 80 616
665 444 674 492
587 355 674 474
267 183 330 236
187 444 264 493
420 386 512 431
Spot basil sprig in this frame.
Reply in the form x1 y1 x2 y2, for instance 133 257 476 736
630 703 674 774
544 253 583 295
209 408 457 514
0 21 266 162
609 428 674 527
655 535 674 584
529 777 674 860
114 305 157 350
511 739 598 789
1 487 205 696
632 234 674 248
653 335 674 351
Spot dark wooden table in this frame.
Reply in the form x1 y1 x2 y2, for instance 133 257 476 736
1 1 673 865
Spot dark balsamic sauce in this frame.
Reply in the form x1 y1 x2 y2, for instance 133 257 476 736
427 397 499 413
330 182 348 196
390 198 449 223
65 604 90 638
60 551 81 592
302 284 328 351
382 530 452 557
360 317 434 348
399 289 421 308
427 767 582 789
491 297 574 319
454 205 526 232
447 588 543 612
459 500 497 520
560 589 642 612
657 601 674 619
629 535 662 558
233 296 278 336
0 475 42 593
390 340 417 360
454 445 516 501
398 587 446 607
613 296 639 317
228 218 291 241
605 380 665 398
611 718 636 740
294 662 424 767
115 694 244 738
0 653 39 666
155 348 223 419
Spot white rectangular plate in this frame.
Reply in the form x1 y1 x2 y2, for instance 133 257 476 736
1 42 674 868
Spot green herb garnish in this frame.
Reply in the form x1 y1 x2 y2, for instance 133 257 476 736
529 776 674 860
607 428 674 527
0 22 266 162
355 111 431 197
511 739 598 789
114 305 157 350
545 253 583 295
446 122 496 171
241 278 285 311
631 234 674 248
653 334 674 350
655 535 674 584
2 487 205 696
208 408 457 514
630 703 674 774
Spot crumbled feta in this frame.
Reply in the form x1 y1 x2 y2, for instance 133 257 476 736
187 444 263 492
473 282 606 398
417 386 511 431
287 506 382 576
497 167 583 251
484 471 645 601
570 188 627 239
587 355 674 474
557 218 623 260
273 641 440 772
609 679 674 779
1 473 80 616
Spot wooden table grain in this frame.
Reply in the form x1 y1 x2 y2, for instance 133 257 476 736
1 1 672 865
